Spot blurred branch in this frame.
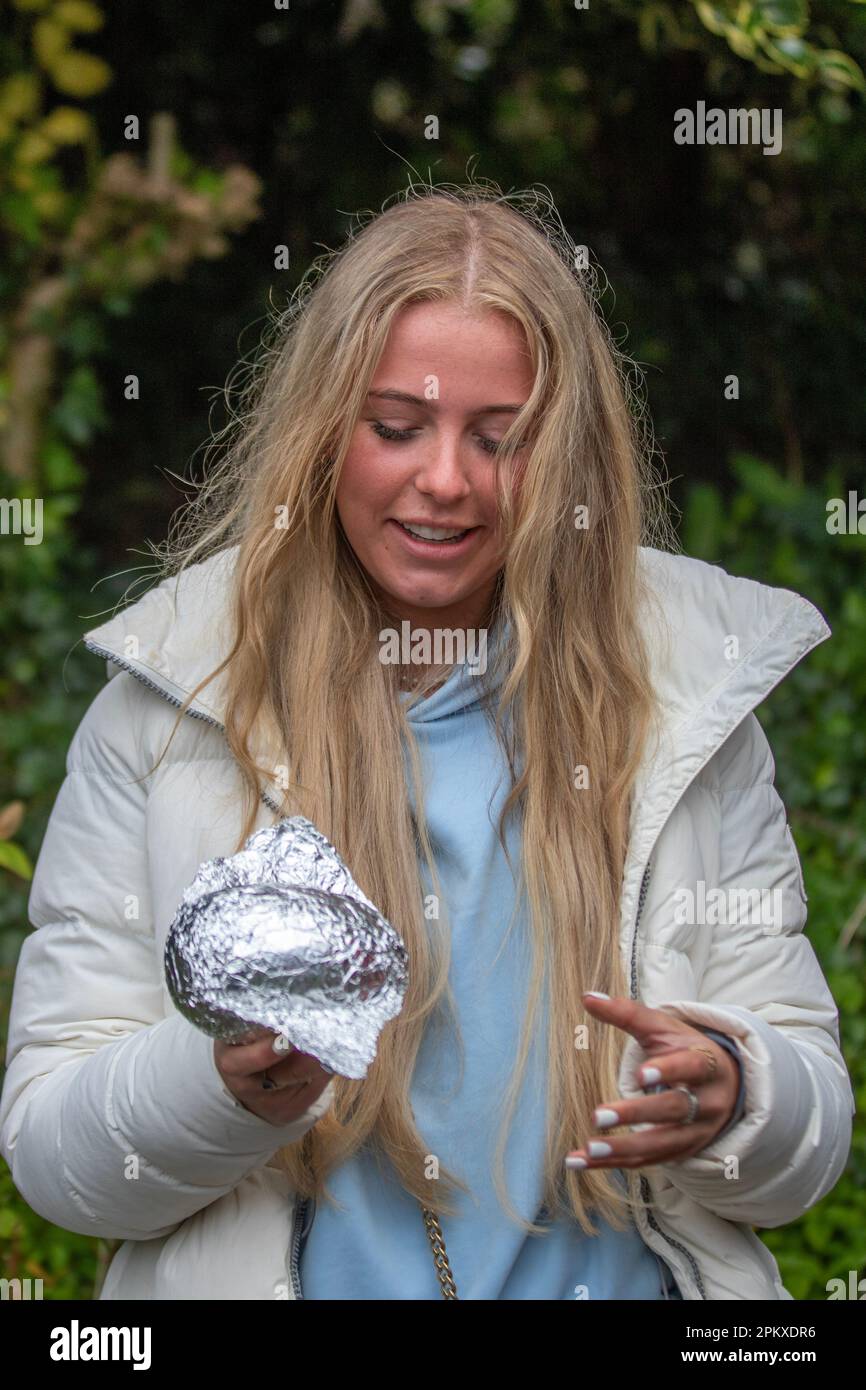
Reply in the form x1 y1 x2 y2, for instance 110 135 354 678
147 110 175 191
6 276 70 481
840 892 866 951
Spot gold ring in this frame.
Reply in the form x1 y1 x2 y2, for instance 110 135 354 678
688 1043 718 1078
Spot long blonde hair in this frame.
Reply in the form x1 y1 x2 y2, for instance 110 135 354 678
145 176 676 1236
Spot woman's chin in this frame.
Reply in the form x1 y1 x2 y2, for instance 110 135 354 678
380 590 469 618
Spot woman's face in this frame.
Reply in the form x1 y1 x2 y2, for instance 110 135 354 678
335 301 533 631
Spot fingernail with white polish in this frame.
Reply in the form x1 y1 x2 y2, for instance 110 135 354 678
565 1155 588 1170
641 1066 662 1085
587 1141 613 1158
584 991 610 1000
594 1108 620 1129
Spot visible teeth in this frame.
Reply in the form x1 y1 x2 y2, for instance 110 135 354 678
401 523 468 541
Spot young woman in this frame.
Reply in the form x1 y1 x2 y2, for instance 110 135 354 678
0 183 854 1301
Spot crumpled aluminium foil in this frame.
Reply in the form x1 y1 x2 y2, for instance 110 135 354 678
164 816 409 1079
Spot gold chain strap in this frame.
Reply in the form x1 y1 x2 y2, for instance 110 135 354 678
420 1205 459 1299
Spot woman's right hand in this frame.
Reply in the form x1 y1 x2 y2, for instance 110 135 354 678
214 1033 334 1125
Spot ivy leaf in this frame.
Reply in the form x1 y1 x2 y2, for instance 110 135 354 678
0 840 33 880
753 0 809 32
817 49 866 93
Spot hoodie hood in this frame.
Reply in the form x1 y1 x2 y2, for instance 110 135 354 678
399 616 511 725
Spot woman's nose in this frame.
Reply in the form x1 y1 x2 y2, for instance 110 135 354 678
412 438 473 501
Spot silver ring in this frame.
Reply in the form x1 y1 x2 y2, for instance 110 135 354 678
674 1084 700 1123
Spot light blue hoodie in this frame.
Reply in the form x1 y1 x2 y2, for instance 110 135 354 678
300 625 685 1300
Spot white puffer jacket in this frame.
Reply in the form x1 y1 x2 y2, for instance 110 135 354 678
0 545 855 1300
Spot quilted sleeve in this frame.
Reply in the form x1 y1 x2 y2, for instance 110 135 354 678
0 672 334 1242
646 711 855 1228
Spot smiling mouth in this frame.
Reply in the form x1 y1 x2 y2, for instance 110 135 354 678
393 520 476 543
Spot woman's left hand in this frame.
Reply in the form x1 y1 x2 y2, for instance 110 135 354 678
566 994 742 1170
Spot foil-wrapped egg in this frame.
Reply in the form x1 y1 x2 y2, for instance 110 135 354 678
164 816 409 1080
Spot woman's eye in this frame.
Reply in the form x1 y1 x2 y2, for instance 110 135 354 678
370 421 416 442
369 420 504 454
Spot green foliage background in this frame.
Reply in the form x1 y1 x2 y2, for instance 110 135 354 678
1 0 864 1299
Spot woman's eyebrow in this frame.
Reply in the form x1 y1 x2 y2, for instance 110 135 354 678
366 388 523 414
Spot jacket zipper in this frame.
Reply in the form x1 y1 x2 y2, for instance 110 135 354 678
289 1195 310 1299
83 640 225 729
629 857 708 1301
85 638 707 1299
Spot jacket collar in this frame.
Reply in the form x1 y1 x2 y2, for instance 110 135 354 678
82 543 830 908
620 548 829 927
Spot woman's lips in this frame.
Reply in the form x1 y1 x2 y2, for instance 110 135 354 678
387 518 481 557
